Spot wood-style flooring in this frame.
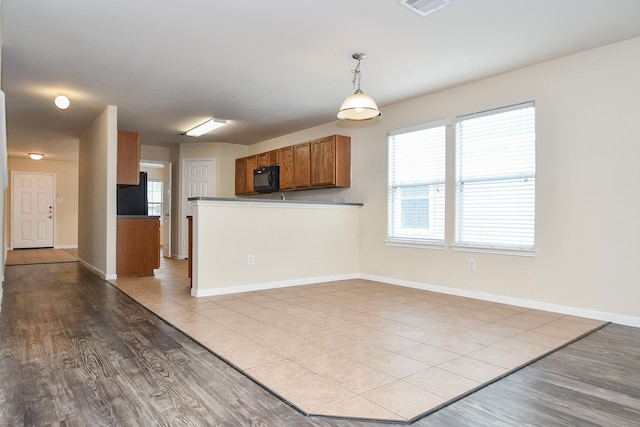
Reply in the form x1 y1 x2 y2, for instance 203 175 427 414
1 262 639 426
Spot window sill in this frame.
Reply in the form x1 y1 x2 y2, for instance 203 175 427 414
385 240 447 250
451 244 537 257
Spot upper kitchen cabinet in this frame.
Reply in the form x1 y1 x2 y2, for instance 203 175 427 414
245 155 257 194
293 142 311 190
310 135 351 188
278 146 294 191
234 135 351 195
235 157 247 196
234 155 259 196
257 149 278 168
117 130 140 185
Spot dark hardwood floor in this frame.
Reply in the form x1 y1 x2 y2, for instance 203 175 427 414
1 262 639 426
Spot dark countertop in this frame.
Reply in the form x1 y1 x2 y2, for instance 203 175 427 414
188 197 363 207
117 215 161 219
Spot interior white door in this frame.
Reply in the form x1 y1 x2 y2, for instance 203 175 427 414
12 172 55 249
182 159 215 257
162 162 172 258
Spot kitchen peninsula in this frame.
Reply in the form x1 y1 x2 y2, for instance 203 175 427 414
188 197 362 296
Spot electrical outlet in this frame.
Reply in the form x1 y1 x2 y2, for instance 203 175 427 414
468 258 476 271
247 254 255 266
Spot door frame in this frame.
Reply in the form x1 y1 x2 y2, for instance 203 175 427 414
11 171 56 249
140 160 172 258
181 158 216 258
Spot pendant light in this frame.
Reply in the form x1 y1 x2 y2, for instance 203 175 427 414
337 53 381 121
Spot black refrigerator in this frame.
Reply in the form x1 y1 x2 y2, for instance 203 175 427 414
117 172 148 215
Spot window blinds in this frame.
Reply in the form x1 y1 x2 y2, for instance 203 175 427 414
388 119 449 243
455 102 536 250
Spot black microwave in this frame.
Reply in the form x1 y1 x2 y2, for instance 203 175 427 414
254 165 280 193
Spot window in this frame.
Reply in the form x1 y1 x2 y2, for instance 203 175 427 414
388 119 449 245
148 180 163 217
455 102 535 252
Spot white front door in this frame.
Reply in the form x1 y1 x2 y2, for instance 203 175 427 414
182 159 215 257
12 172 55 249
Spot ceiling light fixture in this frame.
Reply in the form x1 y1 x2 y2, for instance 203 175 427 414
185 118 227 137
399 0 452 17
337 53 381 121
54 94 70 110
29 153 44 160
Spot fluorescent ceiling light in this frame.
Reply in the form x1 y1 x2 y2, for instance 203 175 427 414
29 153 44 160
185 118 227 137
399 0 452 17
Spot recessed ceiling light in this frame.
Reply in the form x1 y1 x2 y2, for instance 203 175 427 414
55 95 70 109
28 153 44 160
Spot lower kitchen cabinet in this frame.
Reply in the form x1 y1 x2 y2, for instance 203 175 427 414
117 216 160 276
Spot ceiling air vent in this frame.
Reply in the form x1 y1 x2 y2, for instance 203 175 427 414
399 0 452 17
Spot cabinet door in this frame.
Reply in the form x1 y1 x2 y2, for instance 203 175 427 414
293 143 310 189
117 130 140 185
235 157 247 195
278 146 294 190
117 218 160 276
334 135 351 188
310 136 336 187
257 150 279 168
245 155 257 194
311 135 351 188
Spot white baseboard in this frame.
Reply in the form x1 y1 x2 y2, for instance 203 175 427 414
359 273 640 328
193 271 640 327
192 273 359 297
77 258 117 280
54 245 78 249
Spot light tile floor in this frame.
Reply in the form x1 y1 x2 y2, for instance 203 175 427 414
111 258 607 423
5 248 77 265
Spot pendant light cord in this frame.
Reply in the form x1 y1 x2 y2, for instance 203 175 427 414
352 58 362 92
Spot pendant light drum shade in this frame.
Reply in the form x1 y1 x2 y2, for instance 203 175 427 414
337 89 381 120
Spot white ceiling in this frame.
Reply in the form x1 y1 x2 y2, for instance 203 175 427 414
3 0 640 162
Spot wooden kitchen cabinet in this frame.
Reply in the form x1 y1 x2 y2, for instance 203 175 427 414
310 135 351 188
234 135 351 195
235 157 247 195
235 155 259 196
245 155 257 194
278 146 294 190
117 130 140 185
293 142 311 189
117 217 160 276
257 150 278 168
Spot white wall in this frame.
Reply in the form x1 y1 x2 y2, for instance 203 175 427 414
6 158 79 248
173 142 247 258
0 9 5 284
192 199 360 296
242 37 640 324
78 105 118 278
141 144 170 163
